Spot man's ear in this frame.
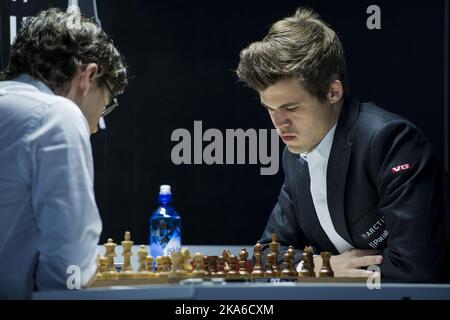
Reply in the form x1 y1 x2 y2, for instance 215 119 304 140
327 80 344 104
79 63 100 97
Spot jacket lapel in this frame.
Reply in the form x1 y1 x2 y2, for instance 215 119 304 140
326 97 360 246
295 157 340 254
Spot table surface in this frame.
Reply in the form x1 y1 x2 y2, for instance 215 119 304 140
33 282 450 300
31 245 450 300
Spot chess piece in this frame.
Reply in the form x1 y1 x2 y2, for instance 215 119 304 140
102 238 119 279
281 252 292 277
215 256 226 277
156 256 168 279
208 256 218 276
203 256 211 276
287 245 298 277
119 231 136 279
192 253 208 277
144 255 158 279
264 253 275 278
165 256 172 272
238 248 249 277
145 255 154 272
95 255 108 280
156 256 164 273
222 250 231 273
169 251 187 278
269 233 280 275
305 246 315 277
251 241 264 277
181 248 193 273
227 255 238 278
137 245 149 272
299 246 316 277
136 245 155 279
319 252 334 277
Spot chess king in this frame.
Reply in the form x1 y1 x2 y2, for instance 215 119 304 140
236 7 450 282
0 8 127 299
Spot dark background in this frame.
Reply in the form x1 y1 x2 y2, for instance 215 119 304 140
1 0 449 246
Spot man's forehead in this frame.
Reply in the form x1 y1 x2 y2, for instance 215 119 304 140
259 79 308 106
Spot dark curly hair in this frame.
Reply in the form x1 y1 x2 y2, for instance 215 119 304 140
3 8 127 95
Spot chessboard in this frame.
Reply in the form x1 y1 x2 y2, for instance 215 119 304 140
90 231 367 288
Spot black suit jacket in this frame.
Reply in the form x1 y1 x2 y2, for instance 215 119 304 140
260 97 450 282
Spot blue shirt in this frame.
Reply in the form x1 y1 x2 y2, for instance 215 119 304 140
0 74 102 299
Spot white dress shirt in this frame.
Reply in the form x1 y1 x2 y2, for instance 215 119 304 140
0 74 102 298
300 124 353 254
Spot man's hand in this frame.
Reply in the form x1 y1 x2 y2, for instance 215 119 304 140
313 249 383 277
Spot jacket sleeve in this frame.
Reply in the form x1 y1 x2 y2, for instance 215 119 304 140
370 119 449 282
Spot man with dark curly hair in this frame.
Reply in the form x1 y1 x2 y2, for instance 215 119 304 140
0 8 127 298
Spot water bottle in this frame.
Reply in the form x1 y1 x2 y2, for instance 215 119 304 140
150 185 181 260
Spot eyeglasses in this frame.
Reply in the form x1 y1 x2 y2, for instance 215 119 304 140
101 80 118 118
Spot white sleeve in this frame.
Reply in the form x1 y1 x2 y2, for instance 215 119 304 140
25 100 102 290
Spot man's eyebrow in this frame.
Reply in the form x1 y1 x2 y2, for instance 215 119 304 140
260 101 300 109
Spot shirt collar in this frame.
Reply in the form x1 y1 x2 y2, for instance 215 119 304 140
300 124 337 162
15 73 55 96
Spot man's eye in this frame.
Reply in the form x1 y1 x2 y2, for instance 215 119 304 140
286 106 299 111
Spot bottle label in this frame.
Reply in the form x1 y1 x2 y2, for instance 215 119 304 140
150 218 181 257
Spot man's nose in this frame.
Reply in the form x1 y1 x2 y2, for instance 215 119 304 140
272 109 290 128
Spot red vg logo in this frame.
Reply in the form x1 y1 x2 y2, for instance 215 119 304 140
391 163 411 174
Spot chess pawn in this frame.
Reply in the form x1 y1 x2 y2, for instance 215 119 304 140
95 255 108 280
119 231 136 279
145 255 158 279
137 245 149 272
287 245 296 260
305 246 316 277
251 241 264 278
238 248 249 277
156 256 164 273
163 256 173 272
164 256 172 272
264 253 275 278
192 253 207 277
281 252 292 277
215 256 226 277
319 252 334 277
287 245 298 277
203 256 211 276
208 256 218 276
102 238 119 279
156 256 168 279
269 233 280 275
227 255 238 278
